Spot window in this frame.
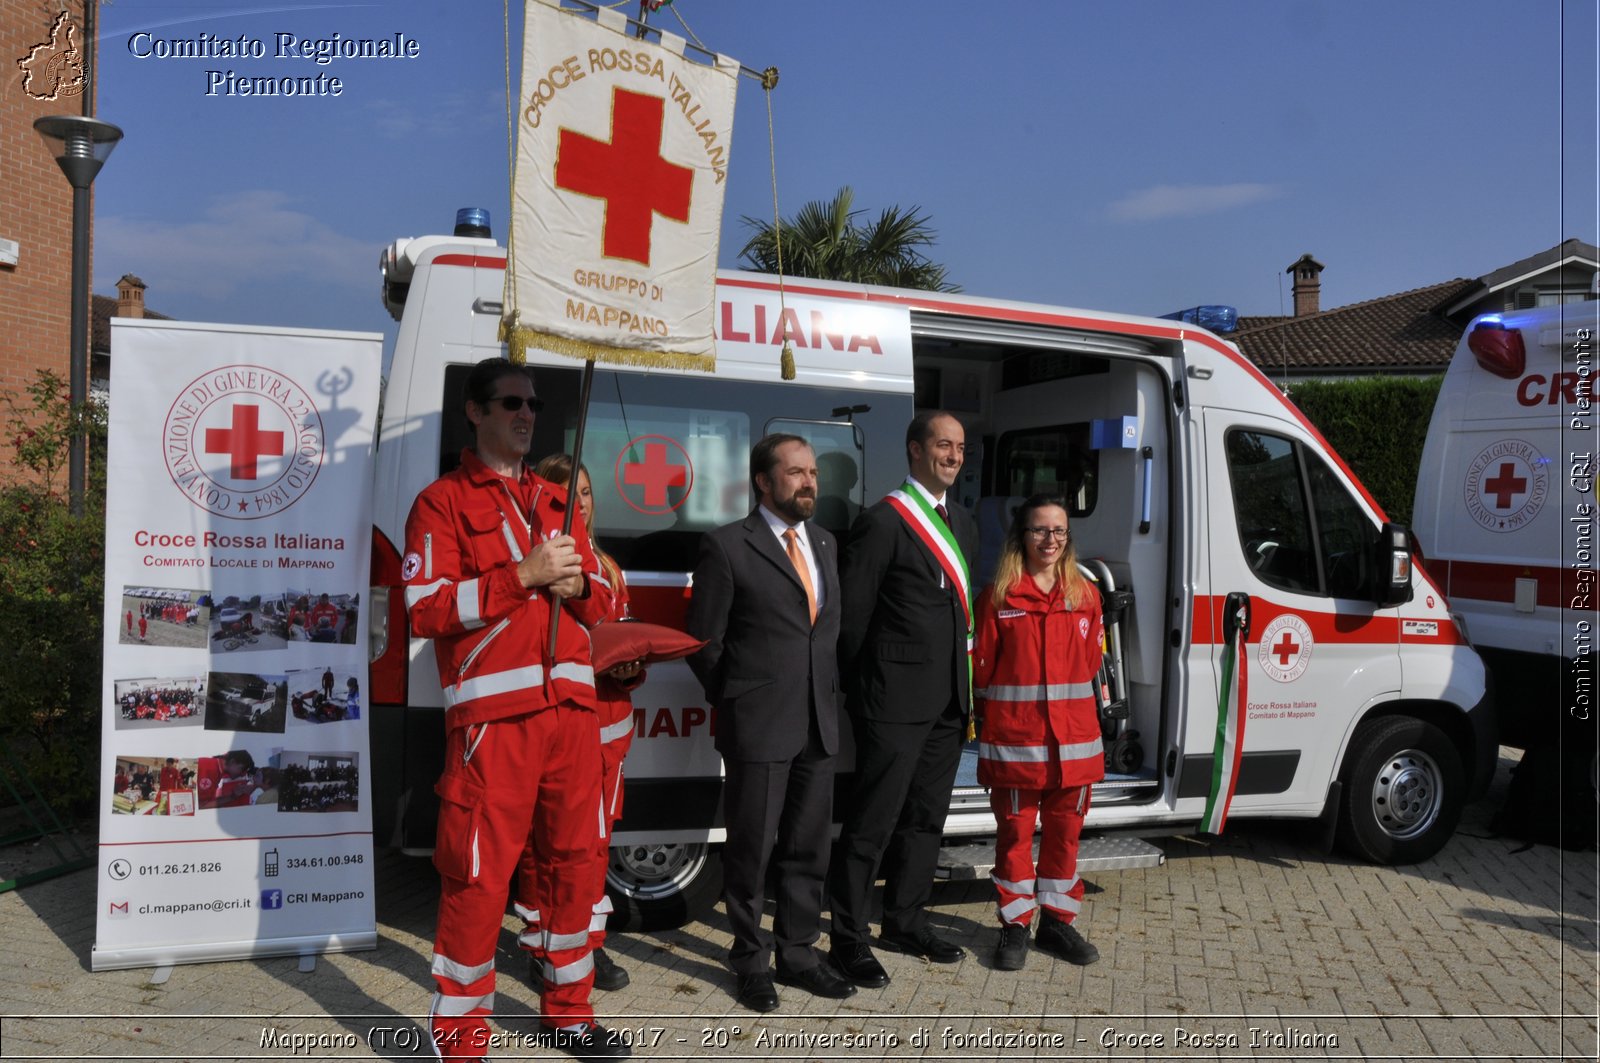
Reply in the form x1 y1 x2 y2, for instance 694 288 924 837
439 364 900 571
991 423 1099 516
1225 429 1377 598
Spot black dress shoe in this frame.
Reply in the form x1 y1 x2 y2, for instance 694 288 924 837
734 972 779 1012
776 962 858 999
830 942 890 988
879 926 963 963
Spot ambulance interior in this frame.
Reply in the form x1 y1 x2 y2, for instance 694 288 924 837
914 331 1174 812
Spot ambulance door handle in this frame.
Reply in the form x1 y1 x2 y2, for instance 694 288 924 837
472 298 503 315
1138 446 1153 534
1222 591 1252 643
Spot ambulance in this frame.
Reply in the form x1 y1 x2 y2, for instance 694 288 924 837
1412 302 1597 770
367 215 1494 927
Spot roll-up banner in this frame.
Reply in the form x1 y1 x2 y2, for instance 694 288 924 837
94 319 382 971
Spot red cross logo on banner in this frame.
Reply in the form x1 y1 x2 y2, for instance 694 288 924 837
1481 462 1528 509
616 435 693 515
556 87 694 266
204 404 285 481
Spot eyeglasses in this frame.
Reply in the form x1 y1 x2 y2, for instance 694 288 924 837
1024 527 1070 542
488 394 544 413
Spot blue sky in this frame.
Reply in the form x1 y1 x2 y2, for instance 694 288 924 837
87 0 1597 339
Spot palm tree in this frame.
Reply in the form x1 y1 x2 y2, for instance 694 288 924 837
738 186 959 292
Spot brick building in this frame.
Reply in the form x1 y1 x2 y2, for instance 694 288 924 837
2 0 94 410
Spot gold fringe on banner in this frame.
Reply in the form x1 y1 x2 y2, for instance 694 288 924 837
503 320 716 373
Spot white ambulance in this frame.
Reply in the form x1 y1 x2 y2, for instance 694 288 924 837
1413 302 1597 764
368 216 1494 927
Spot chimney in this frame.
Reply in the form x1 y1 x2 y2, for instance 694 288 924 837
1287 254 1324 317
116 274 146 319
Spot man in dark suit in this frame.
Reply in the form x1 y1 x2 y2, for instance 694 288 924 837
829 410 980 987
686 433 857 1013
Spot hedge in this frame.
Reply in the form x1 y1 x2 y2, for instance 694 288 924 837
1285 375 1444 527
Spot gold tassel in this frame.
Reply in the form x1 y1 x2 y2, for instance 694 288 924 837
780 340 795 381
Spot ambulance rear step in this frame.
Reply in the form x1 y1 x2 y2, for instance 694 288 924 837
936 834 1165 879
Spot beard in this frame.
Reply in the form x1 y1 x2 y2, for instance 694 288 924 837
771 488 816 524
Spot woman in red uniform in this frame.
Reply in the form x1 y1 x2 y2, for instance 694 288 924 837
973 493 1105 970
515 453 644 993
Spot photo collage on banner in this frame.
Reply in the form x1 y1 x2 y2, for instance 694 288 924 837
94 321 382 971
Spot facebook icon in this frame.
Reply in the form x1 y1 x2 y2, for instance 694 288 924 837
261 889 284 910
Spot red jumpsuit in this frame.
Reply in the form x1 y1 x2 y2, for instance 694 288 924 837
514 566 642 957
403 448 612 1056
973 573 1105 927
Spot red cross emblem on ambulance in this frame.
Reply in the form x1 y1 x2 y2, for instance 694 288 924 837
1256 614 1313 683
616 435 693 515
1463 439 1548 533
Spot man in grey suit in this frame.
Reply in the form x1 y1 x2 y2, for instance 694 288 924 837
686 433 857 1013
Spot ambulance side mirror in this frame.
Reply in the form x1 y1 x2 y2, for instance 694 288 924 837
1373 522 1414 608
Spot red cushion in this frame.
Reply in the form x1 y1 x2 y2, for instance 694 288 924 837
589 620 705 673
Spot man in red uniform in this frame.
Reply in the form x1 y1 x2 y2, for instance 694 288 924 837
309 594 340 638
403 358 628 1061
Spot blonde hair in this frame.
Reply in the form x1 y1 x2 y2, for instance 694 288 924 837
534 453 622 591
990 494 1087 609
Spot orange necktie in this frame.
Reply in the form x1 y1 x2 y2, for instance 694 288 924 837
783 528 818 623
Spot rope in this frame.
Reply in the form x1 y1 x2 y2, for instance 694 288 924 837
669 2 709 51
502 0 521 361
762 68 794 381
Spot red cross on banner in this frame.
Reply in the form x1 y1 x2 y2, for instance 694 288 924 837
204 404 285 481
509 0 740 371
556 88 694 266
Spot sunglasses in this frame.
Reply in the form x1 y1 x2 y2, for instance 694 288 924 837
487 395 544 413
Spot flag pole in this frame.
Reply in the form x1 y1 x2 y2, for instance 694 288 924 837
546 358 596 658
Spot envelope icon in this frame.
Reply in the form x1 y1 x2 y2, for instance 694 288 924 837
108 899 130 918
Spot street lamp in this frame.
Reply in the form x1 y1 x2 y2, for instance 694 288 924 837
34 114 123 515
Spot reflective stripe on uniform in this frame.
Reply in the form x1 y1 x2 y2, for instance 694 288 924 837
456 577 482 630
544 929 589 952
1058 737 1105 761
991 873 1035 896
431 952 494 987
600 717 633 745
550 661 596 687
1037 874 1082 914
543 951 596 985
406 578 451 608
443 665 545 708
429 989 494 1017
980 742 1050 763
1000 896 1036 924
983 682 1094 702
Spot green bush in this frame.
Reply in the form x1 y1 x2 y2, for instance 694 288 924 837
0 371 106 817
1286 376 1443 527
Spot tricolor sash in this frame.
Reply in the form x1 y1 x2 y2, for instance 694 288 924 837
1202 593 1251 834
885 483 974 729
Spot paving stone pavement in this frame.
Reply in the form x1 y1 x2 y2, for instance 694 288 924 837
1 750 1596 1061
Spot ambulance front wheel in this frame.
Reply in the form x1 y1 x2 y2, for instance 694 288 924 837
1336 716 1465 865
606 842 723 931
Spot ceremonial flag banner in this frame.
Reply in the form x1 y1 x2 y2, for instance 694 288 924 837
508 0 739 370
93 320 382 971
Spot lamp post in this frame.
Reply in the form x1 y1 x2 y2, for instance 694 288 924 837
33 114 123 516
